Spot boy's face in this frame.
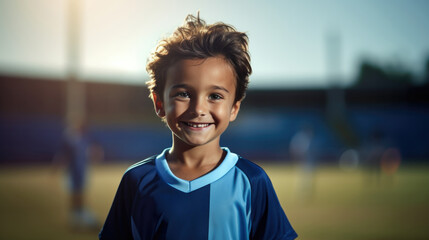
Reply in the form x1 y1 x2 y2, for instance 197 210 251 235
153 57 241 147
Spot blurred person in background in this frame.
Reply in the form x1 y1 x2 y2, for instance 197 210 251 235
52 119 104 231
289 125 316 200
361 129 401 186
361 129 386 185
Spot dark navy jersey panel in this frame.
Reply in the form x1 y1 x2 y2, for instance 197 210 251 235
236 157 298 240
99 156 157 240
100 156 210 240
132 181 210 239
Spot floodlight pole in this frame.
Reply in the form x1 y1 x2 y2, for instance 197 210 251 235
325 31 359 147
325 31 345 119
66 0 85 127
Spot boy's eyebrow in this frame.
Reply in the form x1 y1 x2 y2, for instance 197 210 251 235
170 84 230 93
211 85 230 93
170 84 189 89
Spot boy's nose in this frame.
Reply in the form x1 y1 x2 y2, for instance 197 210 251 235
190 97 207 117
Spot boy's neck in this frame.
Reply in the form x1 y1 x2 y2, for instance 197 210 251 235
167 137 225 169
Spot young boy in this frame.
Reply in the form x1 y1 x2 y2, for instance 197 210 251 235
99 14 297 240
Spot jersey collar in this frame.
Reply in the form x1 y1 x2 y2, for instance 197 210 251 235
155 147 238 193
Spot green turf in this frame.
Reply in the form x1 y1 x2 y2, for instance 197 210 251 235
0 163 428 240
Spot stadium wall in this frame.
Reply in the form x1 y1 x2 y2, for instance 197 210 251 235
1 75 428 164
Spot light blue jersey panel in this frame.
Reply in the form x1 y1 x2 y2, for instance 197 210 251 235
209 167 251 240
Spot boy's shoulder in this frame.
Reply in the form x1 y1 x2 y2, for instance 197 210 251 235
123 155 157 180
236 156 271 182
127 155 156 170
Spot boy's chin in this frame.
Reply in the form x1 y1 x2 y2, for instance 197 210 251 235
183 140 211 147
176 136 218 148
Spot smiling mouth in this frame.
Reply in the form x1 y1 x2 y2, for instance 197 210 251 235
182 122 213 128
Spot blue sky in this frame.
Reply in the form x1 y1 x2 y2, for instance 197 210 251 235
0 0 428 88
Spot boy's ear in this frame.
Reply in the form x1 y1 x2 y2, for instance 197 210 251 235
229 101 241 122
152 93 165 118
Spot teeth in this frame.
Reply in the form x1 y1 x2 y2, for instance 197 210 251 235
186 122 210 128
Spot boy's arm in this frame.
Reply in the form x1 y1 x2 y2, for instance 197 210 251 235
99 170 137 240
250 171 298 240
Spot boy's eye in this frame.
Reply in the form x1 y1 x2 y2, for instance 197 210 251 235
175 92 190 98
209 93 223 100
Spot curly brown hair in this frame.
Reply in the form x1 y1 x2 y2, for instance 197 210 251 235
146 14 252 103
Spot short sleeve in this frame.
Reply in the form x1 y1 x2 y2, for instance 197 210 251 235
99 171 137 240
238 160 297 240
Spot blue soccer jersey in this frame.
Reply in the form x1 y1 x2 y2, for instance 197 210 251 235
99 148 297 240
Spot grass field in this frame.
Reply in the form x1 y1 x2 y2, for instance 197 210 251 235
0 162 428 240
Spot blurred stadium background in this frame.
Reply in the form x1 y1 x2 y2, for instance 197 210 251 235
1 0 429 239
